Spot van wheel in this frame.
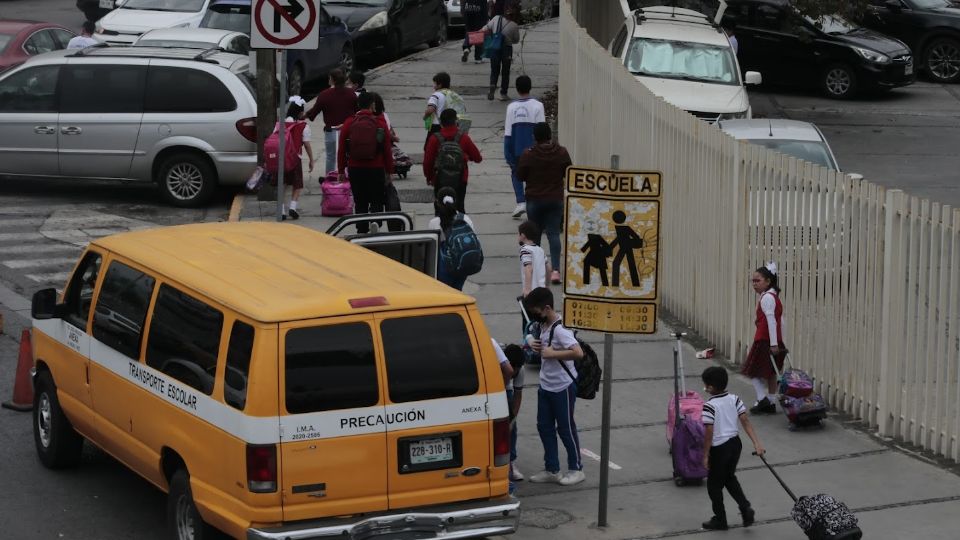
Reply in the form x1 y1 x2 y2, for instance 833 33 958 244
156 152 216 208
821 64 857 99
33 371 84 469
168 469 215 540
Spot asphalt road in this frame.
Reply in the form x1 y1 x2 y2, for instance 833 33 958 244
0 0 86 30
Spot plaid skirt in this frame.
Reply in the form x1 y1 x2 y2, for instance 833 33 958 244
741 340 787 380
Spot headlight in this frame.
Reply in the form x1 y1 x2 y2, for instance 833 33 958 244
719 111 748 120
358 11 389 31
853 46 890 64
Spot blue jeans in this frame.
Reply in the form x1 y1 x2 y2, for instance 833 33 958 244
509 166 525 203
526 199 563 269
537 384 582 473
324 129 338 174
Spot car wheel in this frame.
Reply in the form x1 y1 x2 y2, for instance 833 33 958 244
167 469 215 540
156 152 217 208
429 19 448 47
33 371 84 469
821 64 857 99
925 37 960 83
339 45 355 74
287 63 304 97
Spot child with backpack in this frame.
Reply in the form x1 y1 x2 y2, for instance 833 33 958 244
264 96 314 220
523 287 586 487
337 92 394 233
428 187 481 291
423 109 482 213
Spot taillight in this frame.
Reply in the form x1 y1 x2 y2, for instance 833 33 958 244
493 417 510 467
246 444 277 493
236 117 257 142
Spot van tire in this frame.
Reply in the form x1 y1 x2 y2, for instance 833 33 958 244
33 371 84 469
168 469 216 540
156 152 217 208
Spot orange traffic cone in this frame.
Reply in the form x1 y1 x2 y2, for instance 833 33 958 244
2 329 34 412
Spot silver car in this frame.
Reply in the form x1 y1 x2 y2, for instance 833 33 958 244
0 46 257 207
133 27 250 55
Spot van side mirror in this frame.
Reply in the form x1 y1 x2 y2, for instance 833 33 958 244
31 288 62 320
885 0 903 13
745 71 762 85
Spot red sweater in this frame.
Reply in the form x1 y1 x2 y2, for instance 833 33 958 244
337 110 394 174
306 86 357 129
422 126 483 185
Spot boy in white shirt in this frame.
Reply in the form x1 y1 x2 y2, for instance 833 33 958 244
518 220 547 297
524 287 586 486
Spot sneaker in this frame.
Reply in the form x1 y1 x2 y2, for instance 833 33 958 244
461 49 469 62
487 87 495 100
510 463 524 481
741 507 755 527
551 270 561 284
499 93 510 101
528 470 561 484
511 203 526 218
750 397 776 415
475 58 484 64
558 470 585 486
701 516 728 531
288 208 300 220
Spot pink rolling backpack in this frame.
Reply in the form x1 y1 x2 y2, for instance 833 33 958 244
321 171 353 217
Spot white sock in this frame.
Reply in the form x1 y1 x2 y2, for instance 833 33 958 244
768 393 779 403
751 378 767 402
290 200 299 210
282 204 287 214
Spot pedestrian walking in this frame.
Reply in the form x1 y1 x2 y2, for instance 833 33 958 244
423 109 482 213
462 0 489 63
424 72 470 148
428 187 477 290
266 96 314 220
337 91 393 233
67 21 99 49
504 75 545 218
741 263 787 415
518 220 547 298
524 287 586 486
307 68 358 174
502 343 526 483
485 6 521 101
517 122 571 284
700 366 764 530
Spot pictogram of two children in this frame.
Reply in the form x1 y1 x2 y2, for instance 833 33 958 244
581 210 651 287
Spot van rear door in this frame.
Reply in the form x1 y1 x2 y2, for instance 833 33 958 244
375 308 492 510
278 316 389 521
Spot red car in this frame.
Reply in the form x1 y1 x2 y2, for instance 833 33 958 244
0 20 76 73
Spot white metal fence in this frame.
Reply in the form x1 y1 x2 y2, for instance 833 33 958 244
559 0 960 460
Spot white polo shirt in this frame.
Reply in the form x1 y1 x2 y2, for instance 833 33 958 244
702 392 746 446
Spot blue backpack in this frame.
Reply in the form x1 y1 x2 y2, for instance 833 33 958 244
442 213 483 277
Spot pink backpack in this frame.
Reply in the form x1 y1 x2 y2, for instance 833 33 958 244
263 121 306 174
667 391 704 446
321 172 353 216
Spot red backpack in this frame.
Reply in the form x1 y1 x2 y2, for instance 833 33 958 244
346 113 384 161
264 121 307 174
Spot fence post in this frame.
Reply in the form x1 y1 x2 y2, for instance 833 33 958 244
878 189 902 437
729 141 741 358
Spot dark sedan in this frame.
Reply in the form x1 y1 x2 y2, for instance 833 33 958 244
324 0 448 61
862 0 960 83
0 21 76 73
724 0 915 98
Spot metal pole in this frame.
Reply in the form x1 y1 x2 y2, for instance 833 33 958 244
598 153 619 528
276 49 287 222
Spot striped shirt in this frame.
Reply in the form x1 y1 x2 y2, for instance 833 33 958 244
702 392 746 446
519 243 546 291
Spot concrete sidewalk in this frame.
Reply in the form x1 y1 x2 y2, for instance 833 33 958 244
233 19 960 540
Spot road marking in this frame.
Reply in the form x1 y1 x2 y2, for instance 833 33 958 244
0 244 82 255
25 271 72 284
580 448 622 470
0 232 45 242
3 257 78 269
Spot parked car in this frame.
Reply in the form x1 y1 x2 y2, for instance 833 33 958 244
94 0 212 45
200 0 354 96
861 0 960 83
723 0 915 98
446 0 464 27
718 119 845 171
609 5 760 122
324 0 448 61
134 27 250 54
0 21 76 72
0 47 257 207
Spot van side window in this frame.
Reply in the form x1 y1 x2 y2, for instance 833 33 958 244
0 65 59 112
224 320 255 410
92 262 156 359
145 67 237 113
62 251 102 330
284 323 378 414
381 314 480 403
146 284 224 396
60 65 146 114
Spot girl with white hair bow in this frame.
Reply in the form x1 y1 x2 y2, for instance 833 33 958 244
740 262 787 415
268 95 314 220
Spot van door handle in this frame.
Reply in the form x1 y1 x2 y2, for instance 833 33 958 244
34 126 56 135
61 126 83 135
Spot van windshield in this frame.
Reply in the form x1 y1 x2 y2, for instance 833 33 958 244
201 5 250 32
626 38 738 85
123 0 206 12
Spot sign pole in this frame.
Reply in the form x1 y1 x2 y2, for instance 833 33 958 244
597 154 619 528
275 49 287 222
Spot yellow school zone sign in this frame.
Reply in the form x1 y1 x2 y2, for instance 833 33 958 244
563 167 662 334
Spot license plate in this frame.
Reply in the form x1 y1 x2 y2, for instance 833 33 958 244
905 63 914 76
409 437 453 465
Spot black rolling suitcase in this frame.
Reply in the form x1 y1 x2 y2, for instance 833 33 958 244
758 453 862 540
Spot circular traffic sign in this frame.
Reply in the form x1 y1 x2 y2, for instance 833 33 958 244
254 0 317 47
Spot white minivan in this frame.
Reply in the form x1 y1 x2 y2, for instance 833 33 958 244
609 4 761 122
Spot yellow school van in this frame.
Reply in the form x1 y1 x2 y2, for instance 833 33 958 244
29 222 518 540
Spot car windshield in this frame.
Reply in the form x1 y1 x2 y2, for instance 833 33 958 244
804 14 857 35
136 39 216 48
625 38 738 85
748 139 837 170
910 0 950 8
122 0 206 12
201 6 250 32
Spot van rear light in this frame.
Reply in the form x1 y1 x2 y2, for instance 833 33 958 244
493 417 510 467
236 117 257 142
246 444 277 493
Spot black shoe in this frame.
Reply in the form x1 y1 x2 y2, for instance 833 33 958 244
741 507 755 527
461 49 469 62
702 516 728 531
487 87 495 100
289 208 300 220
750 397 776 415
281 214 287 221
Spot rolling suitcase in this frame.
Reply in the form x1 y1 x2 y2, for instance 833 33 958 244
757 453 862 540
772 354 827 429
669 332 707 486
321 172 353 217
666 332 704 446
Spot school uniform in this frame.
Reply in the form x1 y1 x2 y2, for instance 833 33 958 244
741 288 787 380
702 392 752 524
